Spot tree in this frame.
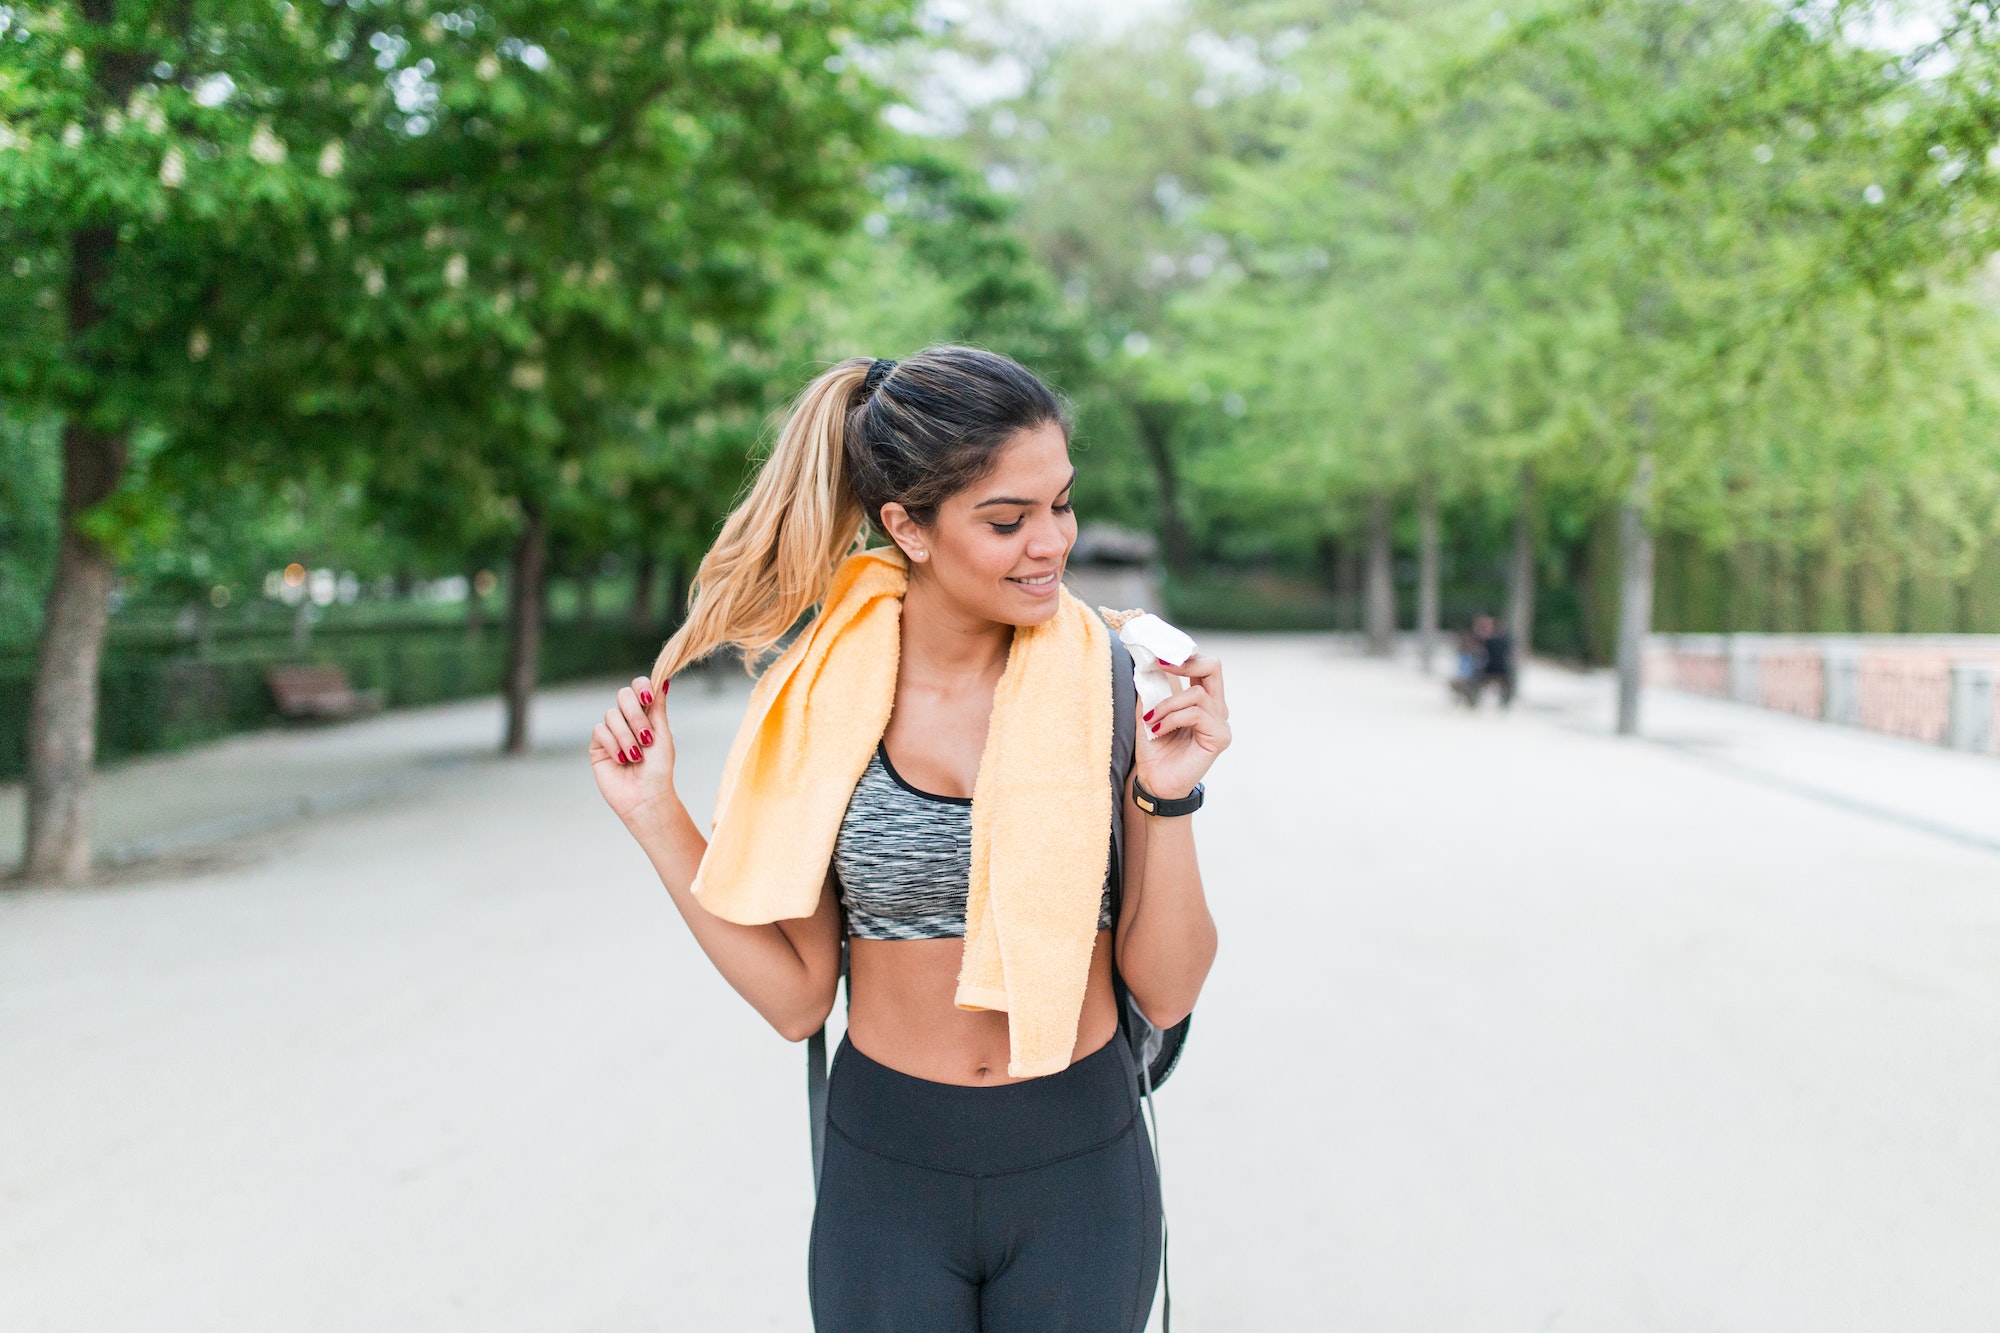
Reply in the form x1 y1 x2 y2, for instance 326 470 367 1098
2 0 354 881
2 0 909 880
1169 0 2000 706
266 0 906 753
955 9 1285 568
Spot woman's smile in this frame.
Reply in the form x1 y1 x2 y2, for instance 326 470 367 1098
1007 569 1061 594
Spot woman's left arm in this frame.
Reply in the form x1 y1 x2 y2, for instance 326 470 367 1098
1115 652 1229 1028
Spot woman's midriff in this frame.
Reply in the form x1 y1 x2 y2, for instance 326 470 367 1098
845 928 1120 1085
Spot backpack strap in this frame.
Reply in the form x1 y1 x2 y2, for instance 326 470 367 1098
807 937 847 1192
1109 633 1136 904
1108 633 1180 1330
806 1025 828 1189
1107 635 1192 1090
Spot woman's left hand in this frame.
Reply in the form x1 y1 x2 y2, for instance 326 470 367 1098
1133 653 1231 801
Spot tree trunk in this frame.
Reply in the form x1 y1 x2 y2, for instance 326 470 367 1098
1508 463 1537 660
1583 513 1620 665
21 420 127 883
19 218 128 885
1133 402 1194 574
665 555 687 631
1808 539 1848 632
1333 541 1359 632
1416 477 1440 673
503 501 548 755
1615 457 1655 737
465 568 486 641
1363 492 1395 656
629 550 658 631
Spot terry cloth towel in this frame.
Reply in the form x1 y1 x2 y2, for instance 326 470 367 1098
691 546 1114 1078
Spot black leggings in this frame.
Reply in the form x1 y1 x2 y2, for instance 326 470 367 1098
809 1033 1162 1332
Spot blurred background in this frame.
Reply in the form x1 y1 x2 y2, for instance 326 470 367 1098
11 0 2000 846
7 1 2000 1328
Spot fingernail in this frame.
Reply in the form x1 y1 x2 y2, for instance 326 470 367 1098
1143 709 1155 722
663 680 671 694
1149 723 1159 733
640 690 654 707
1158 659 1175 668
640 729 653 745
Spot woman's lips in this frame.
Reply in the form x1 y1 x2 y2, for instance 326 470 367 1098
1006 570 1060 596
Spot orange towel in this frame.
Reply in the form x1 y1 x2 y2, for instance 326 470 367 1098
692 547 1113 1077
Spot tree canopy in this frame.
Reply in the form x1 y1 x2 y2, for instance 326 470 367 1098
14 0 2000 878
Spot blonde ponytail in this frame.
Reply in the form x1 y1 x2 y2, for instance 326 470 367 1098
649 358 873 686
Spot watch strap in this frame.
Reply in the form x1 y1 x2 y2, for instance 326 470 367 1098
1133 777 1204 817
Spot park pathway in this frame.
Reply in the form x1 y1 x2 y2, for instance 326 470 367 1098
4 637 1999 1330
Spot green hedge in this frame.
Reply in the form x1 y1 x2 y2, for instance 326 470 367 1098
1163 571 1346 632
0 620 665 779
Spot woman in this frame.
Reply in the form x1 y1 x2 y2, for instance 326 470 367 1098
589 346 1226 1331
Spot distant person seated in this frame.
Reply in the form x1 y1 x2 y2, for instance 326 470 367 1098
1451 613 1516 708
1453 628 1482 686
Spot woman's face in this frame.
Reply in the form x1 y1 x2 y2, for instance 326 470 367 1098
881 422 1077 628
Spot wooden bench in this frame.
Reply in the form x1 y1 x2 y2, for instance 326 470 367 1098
265 664 385 722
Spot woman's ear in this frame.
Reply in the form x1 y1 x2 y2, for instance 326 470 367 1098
877 502 930 564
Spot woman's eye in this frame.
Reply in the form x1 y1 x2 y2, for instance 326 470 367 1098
1053 501 1075 515
990 519 1024 535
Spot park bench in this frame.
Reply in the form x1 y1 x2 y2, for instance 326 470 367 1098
265 664 384 722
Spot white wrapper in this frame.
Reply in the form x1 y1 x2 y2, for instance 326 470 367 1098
1116 611 1196 714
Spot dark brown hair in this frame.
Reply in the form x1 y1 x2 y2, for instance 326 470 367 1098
846 345 1072 527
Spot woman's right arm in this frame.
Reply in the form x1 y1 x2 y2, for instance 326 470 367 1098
592 676 843 1042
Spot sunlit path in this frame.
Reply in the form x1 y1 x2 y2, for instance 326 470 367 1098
4 638 1998 1330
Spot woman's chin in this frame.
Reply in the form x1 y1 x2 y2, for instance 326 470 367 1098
995 586 1065 627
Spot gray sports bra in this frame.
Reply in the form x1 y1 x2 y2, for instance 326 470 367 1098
832 742 1114 941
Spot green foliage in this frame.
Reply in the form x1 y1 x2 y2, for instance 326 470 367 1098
826 0 2000 642
0 410 61 648
946 11 1296 558
1042 0 2000 638
1 0 914 593
247 0 912 538
16 0 2000 672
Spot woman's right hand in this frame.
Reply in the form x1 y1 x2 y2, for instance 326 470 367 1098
591 675 679 828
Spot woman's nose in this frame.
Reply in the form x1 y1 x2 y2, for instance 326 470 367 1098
1024 520 1068 560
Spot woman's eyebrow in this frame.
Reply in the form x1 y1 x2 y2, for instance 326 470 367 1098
972 470 1078 509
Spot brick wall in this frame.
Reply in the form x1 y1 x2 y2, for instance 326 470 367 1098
1646 634 2000 755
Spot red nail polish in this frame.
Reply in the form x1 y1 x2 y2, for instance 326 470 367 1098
1143 709 1154 722
663 680 671 694
640 690 653 707
640 729 652 745
1149 723 1159 733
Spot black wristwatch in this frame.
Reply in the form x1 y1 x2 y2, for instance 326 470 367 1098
1132 777 1204 817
